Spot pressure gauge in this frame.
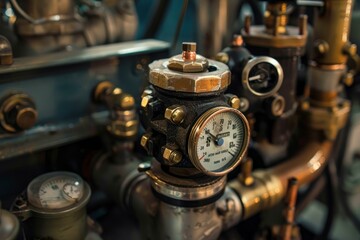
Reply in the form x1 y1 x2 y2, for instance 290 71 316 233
27 171 86 210
242 56 283 97
188 107 250 176
12 171 91 240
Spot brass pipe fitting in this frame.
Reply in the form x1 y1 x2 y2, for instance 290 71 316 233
229 139 333 220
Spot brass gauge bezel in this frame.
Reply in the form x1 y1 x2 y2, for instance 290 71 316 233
242 56 283 97
188 107 250 176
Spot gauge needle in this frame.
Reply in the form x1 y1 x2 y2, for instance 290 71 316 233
208 132 225 146
228 150 235 157
249 74 262 81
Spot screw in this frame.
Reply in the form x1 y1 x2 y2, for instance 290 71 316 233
141 95 153 109
162 147 182 165
182 42 197 61
140 133 152 151
164 105 186 124
229 96 241 109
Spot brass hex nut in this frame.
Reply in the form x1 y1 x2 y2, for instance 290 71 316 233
141 95 153 109
149 59 231 93
226 95 241 109
162 147 182 165
118 94 135 109
167 54 208 73
106 119 138 138
140 132 152 151
164 105 186 124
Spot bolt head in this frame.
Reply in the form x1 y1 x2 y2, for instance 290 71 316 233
229 96 241 109
164 105 186 124
141 95 153 108
140 133 152 150
120 95 135 109
162 147 182 165
182 42 197 52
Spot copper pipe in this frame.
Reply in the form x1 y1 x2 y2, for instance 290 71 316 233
270 140 333 188
229 139 333 221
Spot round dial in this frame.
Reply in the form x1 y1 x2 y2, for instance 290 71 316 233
188 107 250 176
27 172 86 210
242 56 283 97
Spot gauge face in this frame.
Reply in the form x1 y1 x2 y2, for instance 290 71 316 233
27 172 86 210
188 107 249 176
242 56 283 97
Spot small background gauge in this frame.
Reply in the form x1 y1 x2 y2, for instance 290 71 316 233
242 56 283 97
27 171 86 210
188 107 250 176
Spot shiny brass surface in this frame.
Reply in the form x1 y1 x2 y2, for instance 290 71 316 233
228 95 241 109
312 0 353 65
242 26 307 48
271 140 333 187
146 161 226 201
299 99 351 139
164 105 186 124
162 146 183 165
141 95 153 109
264 2 288 35
182 42 197 61
149 58 231 93
229 170 284 220
188 107 250 176
140 132 152 152
0 93 38 132
167 54 208 73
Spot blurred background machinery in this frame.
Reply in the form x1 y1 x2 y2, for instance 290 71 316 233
1 0 360 239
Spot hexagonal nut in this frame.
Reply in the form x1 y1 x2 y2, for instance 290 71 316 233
149 59 231 93
113 93 135 110
226 94 241 109
107 120 138 137
141 95 153 109
164 105 186 124
167 54 209 73
162 147 182 165
140 132 152 151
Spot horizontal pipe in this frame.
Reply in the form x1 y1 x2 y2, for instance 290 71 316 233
229 138 333 220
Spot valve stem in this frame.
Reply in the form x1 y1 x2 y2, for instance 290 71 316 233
281 177 299 240
182 42 197 61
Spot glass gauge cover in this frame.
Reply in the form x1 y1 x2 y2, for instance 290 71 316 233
27 172 85 210
188 107 250 176
242 56 283 97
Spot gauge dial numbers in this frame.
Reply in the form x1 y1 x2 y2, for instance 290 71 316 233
242 56 283 97
188 107 250 176
27 172 85 210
